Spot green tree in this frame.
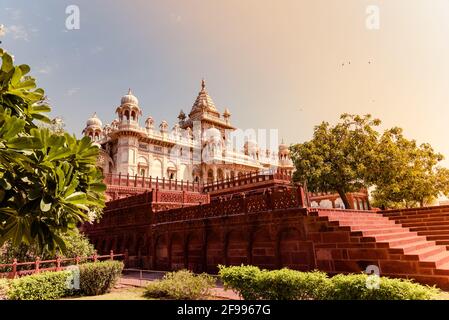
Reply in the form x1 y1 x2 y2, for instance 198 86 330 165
290 114 380 208
370 127 449 208
0 48 106 254
290 113 449 209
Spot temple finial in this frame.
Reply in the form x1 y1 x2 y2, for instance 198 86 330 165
201 78 206 90
128 88 132 95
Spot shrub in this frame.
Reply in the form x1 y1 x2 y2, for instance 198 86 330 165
79 260 123 296
144 270 216 300
7 271 71 300
218 265 261 299
328 274 440 300
0 278 10 300
218 265 440 300
219 265 330 300
255 269 331 300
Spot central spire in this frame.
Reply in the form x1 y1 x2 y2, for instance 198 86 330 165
189 79 218 116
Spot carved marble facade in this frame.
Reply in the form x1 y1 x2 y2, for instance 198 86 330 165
82 80 294 185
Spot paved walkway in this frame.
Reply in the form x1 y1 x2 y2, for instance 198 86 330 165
119 275 241 300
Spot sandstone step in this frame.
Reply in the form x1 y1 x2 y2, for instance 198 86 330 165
387 212 449 220
417 230 449 236
434 262 449 275
392 216 449 224
403 246 447 260
435 240 449 246
356 227 408 236
378 235 427 247
319 212 382 218
390 240 437 254
383 208 449 217
332 219 397 226
419 251 449 268
340 223 400 229
401 221 449 228
314 207 449 289
326 219 390 225
372 231 418 242
341 223 400 229
426 235 449 241
409 225 449 232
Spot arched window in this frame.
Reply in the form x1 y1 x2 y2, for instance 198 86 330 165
217 168 224 181
207 169 214 184
124 109 130 120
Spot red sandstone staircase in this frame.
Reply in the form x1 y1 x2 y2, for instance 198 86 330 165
382 206 449 250
309 209 449 289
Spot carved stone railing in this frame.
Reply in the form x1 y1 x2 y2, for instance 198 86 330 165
202 171 293 194
104 173 202 193
154 186 304 224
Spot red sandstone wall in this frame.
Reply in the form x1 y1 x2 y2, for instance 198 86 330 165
82 189 449 289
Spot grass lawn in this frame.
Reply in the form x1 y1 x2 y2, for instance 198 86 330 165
67 286 149 300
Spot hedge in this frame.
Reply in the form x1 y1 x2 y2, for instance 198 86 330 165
329 273 440 300
0 278 10 300
79 260 124 296
7 271 71 300
2 260 124 300
218 265 441 300
144 270 215 300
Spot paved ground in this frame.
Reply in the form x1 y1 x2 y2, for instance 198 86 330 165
119 271 241 300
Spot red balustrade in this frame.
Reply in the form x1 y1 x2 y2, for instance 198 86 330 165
104 173 202 193
0 250 127 279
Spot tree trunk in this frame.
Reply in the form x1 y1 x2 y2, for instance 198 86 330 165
337 189 351 209
366 196 372 210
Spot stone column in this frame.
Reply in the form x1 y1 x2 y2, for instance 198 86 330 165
213 166 218 182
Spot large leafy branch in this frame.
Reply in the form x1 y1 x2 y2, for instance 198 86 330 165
0 48 106 253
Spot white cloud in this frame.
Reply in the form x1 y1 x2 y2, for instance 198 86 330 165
91 46 104 55
3 25 29 41
5 8 22 21
169 13 182 23
67 88 80 96
37 65 52 75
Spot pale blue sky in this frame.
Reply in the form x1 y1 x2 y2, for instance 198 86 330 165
2 0 449 163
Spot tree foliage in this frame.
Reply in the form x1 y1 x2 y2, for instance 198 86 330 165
0 229 95 264
290 114 380 208
290 114 449 209
0 48 106 253
370 127 449 208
